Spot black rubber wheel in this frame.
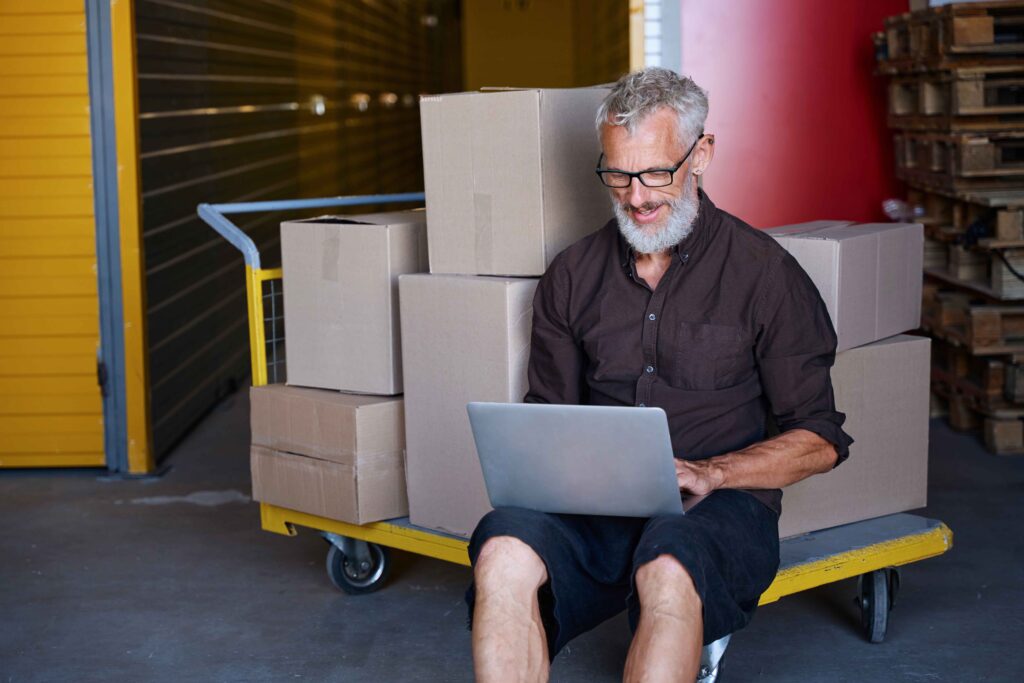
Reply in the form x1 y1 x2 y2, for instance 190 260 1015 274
326 542 391 595
859 569 890 643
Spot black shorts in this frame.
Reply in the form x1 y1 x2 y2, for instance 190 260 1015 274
465 489 780 659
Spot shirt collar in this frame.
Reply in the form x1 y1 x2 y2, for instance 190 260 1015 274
617 189 715 270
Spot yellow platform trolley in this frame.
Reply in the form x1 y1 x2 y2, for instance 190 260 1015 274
199 196 952 664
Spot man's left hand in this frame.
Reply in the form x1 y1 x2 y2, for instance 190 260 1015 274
675 458 722 497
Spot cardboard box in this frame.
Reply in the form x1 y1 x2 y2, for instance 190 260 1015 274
281 210 428 394
420 87 612 276
251 446 408 525
779 334 931 538
250 384 404 463
399 273 538 537
765 221 924 352
249 384 408 524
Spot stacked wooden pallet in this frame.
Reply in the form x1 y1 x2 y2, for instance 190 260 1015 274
878 1 1024 453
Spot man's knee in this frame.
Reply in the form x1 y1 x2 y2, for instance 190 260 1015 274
474 536 548 594
635 554 701 609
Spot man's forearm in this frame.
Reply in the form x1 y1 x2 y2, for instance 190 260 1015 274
682 429 839 494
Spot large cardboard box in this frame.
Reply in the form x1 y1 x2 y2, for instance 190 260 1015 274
779 334 931 538
249 384 407 524
281 210 428 394
399 273 538 537
420 87 612 276
765 221 924 352
251 446 407 525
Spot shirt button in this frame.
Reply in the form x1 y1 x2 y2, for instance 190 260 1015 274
639 403 646 407
648 313 656 321
645 365 654 374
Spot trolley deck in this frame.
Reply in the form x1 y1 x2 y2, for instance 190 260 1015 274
199 194 953 653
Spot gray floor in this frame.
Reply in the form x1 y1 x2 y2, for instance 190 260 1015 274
2 389 1022 683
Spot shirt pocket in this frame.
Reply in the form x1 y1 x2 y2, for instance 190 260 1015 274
672 322 752 391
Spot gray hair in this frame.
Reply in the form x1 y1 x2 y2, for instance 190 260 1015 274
596 67 709 147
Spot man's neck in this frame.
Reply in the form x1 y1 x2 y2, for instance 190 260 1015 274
634 249 674 291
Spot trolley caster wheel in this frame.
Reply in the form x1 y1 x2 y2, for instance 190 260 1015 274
858 568 899 643
325 538 391 595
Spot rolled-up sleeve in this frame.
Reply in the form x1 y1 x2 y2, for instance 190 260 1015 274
754 252 854 466
524 253 587 405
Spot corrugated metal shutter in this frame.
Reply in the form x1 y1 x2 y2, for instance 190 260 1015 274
0 0 106 468
135 0 460 457
574 0 630 86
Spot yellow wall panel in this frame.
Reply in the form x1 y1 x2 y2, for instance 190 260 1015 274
0 1 85 14
0 156 92 177
0 217 93 238
0 393 102 416
0 275 97 297
4 433 104 454
0 96 89 117
0 375 98 395
0 453 106 468
0 35 86 56
0 54 87 75
0 336 96 356
6 295 98 318
0 116 92 138
0 177 93 196
6 356 95 375
0 195 94 216
0 137 92 157
4 256 97 277
0 14 85 35
0 236 96 257
3 414 102 434
1 315 98 337
2 75 89 96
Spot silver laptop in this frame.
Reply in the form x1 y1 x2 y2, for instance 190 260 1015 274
466 402 683 517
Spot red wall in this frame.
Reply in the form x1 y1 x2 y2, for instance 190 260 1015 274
680 0 906 227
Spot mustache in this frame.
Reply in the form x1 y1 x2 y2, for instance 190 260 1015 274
621 201 669 213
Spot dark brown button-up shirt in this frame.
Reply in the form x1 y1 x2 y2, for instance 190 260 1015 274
523 190 853 514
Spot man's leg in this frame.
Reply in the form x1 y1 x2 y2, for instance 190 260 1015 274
472 535 550 683
623 554 702 683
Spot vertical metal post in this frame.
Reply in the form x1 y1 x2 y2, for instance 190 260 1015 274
85 0 128 472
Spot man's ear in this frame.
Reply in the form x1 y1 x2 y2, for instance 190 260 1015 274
692 134 715 176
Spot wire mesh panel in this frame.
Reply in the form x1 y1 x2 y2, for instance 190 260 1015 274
263 276 286 385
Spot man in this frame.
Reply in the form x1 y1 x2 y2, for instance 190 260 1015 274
466 68 853 683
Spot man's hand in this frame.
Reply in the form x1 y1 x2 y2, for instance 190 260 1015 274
675 458 723 497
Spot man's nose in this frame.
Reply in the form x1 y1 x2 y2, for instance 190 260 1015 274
626 176 650 207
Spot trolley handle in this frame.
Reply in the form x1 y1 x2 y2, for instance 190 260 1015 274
196 193 426 269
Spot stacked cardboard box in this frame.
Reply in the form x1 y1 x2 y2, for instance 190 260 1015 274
401 87 611 537
877 1 1024 454
248 211 428 524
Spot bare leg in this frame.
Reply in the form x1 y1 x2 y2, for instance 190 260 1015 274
623 554 703 683
472 536 550 683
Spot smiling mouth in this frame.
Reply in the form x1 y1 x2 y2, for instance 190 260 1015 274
628 203 666 225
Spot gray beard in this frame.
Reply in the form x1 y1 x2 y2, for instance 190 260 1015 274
613 187 699 255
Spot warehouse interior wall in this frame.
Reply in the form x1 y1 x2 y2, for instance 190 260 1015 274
463 0 629 89
678 0 906 227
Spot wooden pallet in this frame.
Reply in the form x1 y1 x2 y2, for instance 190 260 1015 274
908 186 1024 243
887 64 1024 131
923 246 1024 300
931 382 1024 454
922 288 1024 352
895 131 1024 194
879 1 1024 72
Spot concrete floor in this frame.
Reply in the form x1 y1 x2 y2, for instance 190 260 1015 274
2 389 1023 683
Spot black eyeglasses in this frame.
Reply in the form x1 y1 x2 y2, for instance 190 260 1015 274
595 133 704 188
